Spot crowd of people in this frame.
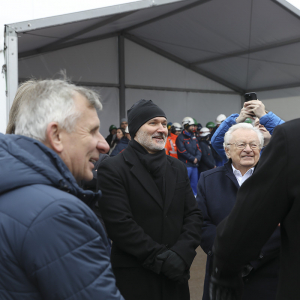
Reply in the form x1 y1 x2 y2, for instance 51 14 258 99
1 78 298 300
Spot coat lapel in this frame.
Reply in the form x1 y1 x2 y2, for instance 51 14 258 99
224 160 239 190
123 146 163 209
164 160 177 214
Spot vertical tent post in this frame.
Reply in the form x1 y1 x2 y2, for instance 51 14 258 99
4 26 18 126
118 34 126 121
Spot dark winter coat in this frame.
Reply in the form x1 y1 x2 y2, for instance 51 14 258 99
197 161 280 300
98 143 203 300
176 130 202 167
197 139 216 173
0 134 123 300
213 119 300 300
110 137 129 157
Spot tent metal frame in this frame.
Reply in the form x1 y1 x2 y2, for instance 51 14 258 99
6 0 300 122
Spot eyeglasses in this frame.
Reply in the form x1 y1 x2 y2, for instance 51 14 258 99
227 142 260 150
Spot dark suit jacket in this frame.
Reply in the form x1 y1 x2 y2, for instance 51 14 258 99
213 120 300 300
197 161 280 300
98 143 202 300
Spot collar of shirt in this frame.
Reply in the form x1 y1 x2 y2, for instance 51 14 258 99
231 164 254 186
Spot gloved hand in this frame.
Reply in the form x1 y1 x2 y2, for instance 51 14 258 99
156 250 187 281
209 268 243 300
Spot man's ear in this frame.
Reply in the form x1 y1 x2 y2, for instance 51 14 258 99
44 122 63 153
225 147 231 159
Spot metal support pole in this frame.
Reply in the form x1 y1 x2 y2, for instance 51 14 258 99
4 27 18 126
118 34 126 120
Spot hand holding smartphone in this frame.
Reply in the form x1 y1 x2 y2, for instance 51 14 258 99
244 92 257 117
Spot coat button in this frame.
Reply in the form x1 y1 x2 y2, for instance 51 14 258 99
208 250 212 256
165 215 168 218
259 254 264 259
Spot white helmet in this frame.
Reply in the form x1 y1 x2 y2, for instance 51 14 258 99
216 114 226 125
182 117 195 127
172 122 182 131
200 127 210 137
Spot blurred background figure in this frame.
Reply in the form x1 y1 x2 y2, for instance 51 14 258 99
165 122 181 158
197 127 215 176
120 118 128 130
206 121 216 133
110 127 129 157
106 124 117 147
176 116 202 197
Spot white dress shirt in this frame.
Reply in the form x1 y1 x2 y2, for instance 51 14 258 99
231 165 254 186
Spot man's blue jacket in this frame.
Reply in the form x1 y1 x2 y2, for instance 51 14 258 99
211 112 284 161
0 134 123 300
176 130 202 167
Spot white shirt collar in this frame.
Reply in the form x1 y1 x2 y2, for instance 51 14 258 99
231 164 254 186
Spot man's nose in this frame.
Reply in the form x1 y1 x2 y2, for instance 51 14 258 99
243 144 252 151
157 123 166 132
97 133 110 154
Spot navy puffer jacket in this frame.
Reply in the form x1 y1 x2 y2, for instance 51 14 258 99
176 130 202 167
0 134 123 300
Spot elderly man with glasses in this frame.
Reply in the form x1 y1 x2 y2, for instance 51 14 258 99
196 123 280 300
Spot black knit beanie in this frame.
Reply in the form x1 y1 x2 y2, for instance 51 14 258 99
127 99 166 139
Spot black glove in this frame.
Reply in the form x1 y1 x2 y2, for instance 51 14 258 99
209 268 243 300
156 250 187 281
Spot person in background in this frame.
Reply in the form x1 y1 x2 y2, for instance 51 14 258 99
210 114 227 167
165 122 181 158
197 123 280 300
211 100 284 162
106 125 117 147
1 79 123 300
197 127 215 175
176 117 202 196
110 128 130 157
97 99 202 300
206 122 216 133
120 118 128 130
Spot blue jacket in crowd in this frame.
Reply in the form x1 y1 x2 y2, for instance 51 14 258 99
110 137 129 157
197 139 216 172
211 112 285 161
176 130 202 167
0 134 123 300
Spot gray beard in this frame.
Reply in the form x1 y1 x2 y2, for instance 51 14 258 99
135 130 166 152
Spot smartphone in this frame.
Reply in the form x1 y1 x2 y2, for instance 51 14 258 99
244 92 257 102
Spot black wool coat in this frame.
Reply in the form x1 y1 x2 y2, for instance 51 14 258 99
98 143 203 300
213 119 300 300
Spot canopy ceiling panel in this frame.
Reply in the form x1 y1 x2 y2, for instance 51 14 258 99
198 57 250 90
125 39 233 91
67 0 200 41
129 0 253 61
19 38 119 84
18 16 113 53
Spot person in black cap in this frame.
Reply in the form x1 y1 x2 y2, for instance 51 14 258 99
98 99 202 300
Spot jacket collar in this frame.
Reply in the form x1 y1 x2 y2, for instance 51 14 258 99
123 144 177 212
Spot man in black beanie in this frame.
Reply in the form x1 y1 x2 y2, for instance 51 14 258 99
98 99 202 300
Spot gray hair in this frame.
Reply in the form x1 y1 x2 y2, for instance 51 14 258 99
223 123 264 156
14 79 102 141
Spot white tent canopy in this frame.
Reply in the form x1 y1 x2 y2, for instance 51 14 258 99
4 0 300 134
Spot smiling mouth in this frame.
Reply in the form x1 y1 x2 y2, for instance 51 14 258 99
89 158 97 164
